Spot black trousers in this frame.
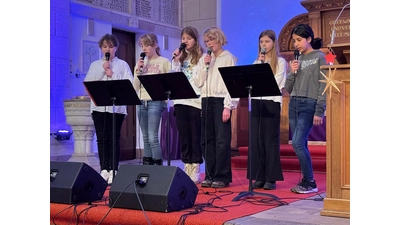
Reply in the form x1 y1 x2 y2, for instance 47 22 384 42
247 99 284 182
92 111 125 171
174 104 203 164
201 97 232 184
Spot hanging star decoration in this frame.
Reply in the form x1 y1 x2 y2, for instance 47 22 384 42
325 51 336 65
319 66 342 99
318 50 342 99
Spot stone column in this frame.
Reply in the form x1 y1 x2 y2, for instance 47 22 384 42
64 96 99 171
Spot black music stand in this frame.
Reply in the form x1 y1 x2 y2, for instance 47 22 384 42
83 79 141 181
218 63 281 201
138 72 198 166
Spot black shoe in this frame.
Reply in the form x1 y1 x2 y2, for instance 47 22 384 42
142 157 153 165
252 180 266 189
201 180 212 188
153 158 163 165
263 181 276 190
211 181 229 188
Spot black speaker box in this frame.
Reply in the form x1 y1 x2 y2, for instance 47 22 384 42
50 161 108 204
109 165 198 212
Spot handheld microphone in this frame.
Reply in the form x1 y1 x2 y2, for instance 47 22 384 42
260 48 266 63
206 47 212 70
105 52 110 61
172 43 187 60
140 52 146 60
139 52 146 73
293 50 300 74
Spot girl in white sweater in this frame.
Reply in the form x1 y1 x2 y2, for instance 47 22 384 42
195 27 239 188
171 26 204 184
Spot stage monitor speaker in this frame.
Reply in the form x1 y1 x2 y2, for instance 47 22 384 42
50 161 108 204
109 165 198 212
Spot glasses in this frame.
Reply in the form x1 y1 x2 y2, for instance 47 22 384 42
204 37 216 44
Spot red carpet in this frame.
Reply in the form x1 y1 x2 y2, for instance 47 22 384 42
232 144 326 173
50 169 326 225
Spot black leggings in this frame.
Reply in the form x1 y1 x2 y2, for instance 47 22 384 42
92 111 125 171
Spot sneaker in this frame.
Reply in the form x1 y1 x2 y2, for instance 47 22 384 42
291 178 318 194
184 163 191 175
211 181 229 188
201 180 212 188
291 178 306 192
100 170 109 182
290 179 304 192
108 170 117 185
190 163 200 184
184 163 192 179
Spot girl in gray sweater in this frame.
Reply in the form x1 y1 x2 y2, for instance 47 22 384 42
284 24 327 194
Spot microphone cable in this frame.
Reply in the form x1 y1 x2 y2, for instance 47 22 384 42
136 53 145 165
254 98 263 183
137 89 143 165
203 49 212 183
253 60 264 182
329 3 350 53
102 54 110 175
203 60 211 184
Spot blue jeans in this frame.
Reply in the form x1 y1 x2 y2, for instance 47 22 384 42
137 100 167 159
288 96 316 181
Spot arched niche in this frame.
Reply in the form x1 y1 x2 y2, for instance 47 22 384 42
278 13 309 53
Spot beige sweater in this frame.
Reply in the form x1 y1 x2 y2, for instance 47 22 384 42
194 50 239 110
133 56 171 101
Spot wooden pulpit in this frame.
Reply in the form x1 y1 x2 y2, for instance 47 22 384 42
320 43 350 218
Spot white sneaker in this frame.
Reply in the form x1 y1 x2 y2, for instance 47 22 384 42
191 163 200 184
108 170 117 184
100 170 109 182
184 163 191 176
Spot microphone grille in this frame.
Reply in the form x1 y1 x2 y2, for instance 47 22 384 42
140 52 146 59
261 48 266 53
179 43 186 50
294 50 300 56
207 47 212 55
